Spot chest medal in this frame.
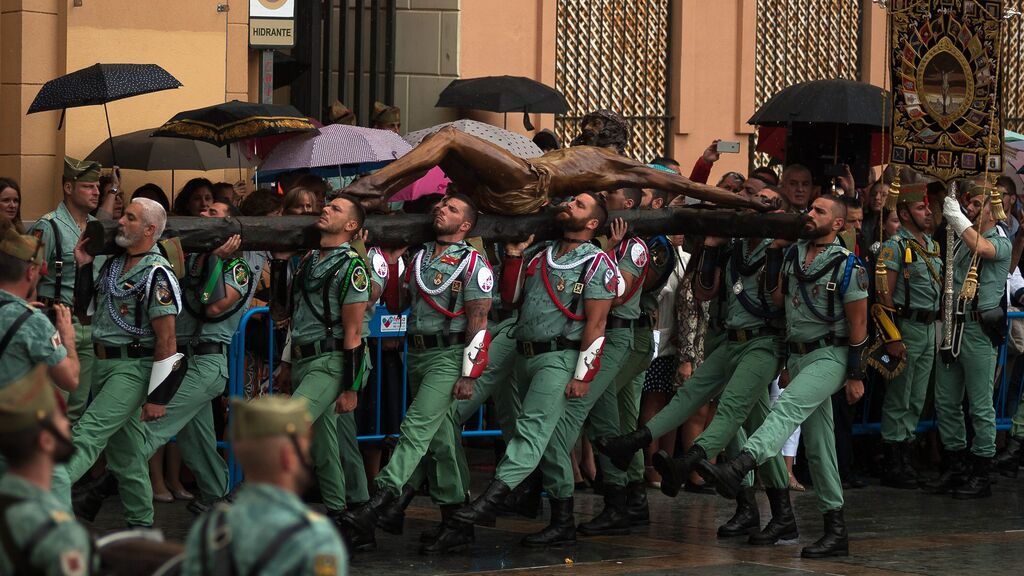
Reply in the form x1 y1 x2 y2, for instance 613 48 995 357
433 272 443 286
557 277 566 292
732 279 744 295
119 303 130 316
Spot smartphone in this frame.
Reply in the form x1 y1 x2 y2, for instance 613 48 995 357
716 141 740 154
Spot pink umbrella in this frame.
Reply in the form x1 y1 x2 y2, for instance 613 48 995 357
390 166 450 202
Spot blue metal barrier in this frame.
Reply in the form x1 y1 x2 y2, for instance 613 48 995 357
852 311 1024 435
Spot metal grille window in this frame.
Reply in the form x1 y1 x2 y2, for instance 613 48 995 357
1003 1 1024 133
554 0 672 162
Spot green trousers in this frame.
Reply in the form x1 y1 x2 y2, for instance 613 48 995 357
934 321 998 457
881 320 935 443
569 328 650 494
404 318 522 499
142 353 229 505
538 328 633 497
335 346 372 507
375 346 465 505
692 335 789 489
645 332 730 439
64 357 154 525
743 345 846 513
64 321 95 425
495 349 577 490
293 352 347 512
1011 390 1024 440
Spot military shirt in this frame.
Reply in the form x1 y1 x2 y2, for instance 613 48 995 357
952 226 1011 311
291 243 370 346
91 248 181 346
0 290 67 387
361 246 390 337
879 227 942 311
610 236 647 321
407 241 492 335
27 202 96 306
0 473 96 576
182 483 347 576
513 240 616 342
725 238 784 331
177 253 253 344
783 239 868 342
640 235 676 314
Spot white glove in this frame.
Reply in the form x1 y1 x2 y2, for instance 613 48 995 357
944 196 972 235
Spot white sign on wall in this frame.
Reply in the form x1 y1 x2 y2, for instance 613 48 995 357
249 0 296 48
249 0 295 19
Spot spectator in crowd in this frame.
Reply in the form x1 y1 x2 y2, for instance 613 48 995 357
212 181 242 206
996 175 1020 241
95 173 124 221
283 186 319 216
0 177 23 233
882 208 901 240
742 176 767 198
173 178 215 217
287 174 331 209
779 164 813 211
862 179 889 248
533 129 561 152
750 166 780 187
371 102 402 134
717 172 745 194
133 183 171 213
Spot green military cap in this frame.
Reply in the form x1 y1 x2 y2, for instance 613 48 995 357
63 155 101 183
328 100 356 126
230 395 312 442
966 181 995 198
0 365 58 434
896 182 928 205
371 101 401 126
0 218 44 265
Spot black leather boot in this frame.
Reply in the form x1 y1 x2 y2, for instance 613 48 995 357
653 444 706 498
995 436 1023 478
952 455 993 500
340 487 397 546
71 486 104 523
453 480 511 526
578 486 631 536
921 449 969 494
497 470 542 519
695 451 756 499
900 441 920 485
801 509 849 558
880 442 917 489
625 481 649 526
595 427 652 471
420 504 474 554
717 487 759 538
330 509 377 552
377 484 416 535
748 487 799 545
521 497 576 547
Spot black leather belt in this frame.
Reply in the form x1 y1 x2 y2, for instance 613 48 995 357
786 336 849 355
517 336 578 358
292 338 343 361
178 342 226 356
409 332 465 351
606 315 652 330
728 327 781 343
94 344 154 360
38 296 73 308
899 308 938 324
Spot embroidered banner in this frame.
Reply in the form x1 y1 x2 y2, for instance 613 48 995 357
889 0 1004 181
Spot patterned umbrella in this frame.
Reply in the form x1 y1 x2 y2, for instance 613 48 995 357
153 100 318 147
404 119 542 158
259 124 411 172
27 63 183 161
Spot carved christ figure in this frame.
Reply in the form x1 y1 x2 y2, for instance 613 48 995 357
345 111 773 215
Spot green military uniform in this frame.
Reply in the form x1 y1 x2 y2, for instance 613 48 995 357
878 226 941 443
0 290 68 387
494 241 615 490
27 157 103 424
289 242 369 514
183 396 348 576
690 238 789 489
374 241 491 504
59 248 181 526
541 236 647 498
740 239 867 513
0 367 97 576
934 226 1010 458
142 252 255 506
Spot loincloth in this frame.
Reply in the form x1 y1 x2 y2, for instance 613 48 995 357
470 160 551 216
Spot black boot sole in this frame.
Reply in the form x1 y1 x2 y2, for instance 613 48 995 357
749 529 800 546
717 525 757 538
652 451 682 498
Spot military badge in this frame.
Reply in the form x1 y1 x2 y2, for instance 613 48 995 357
440 254 461 266
51 332 62 349
351 267 369 292
477 267 494 292
733 279 744 295
119 303 130 316
433 272 443 286
604 268 617 293
155 278 174 306
557 277 566 292
856 266 868 292
232 262 249 286
60 549 85 576
372 252 389 279
630 242 648 268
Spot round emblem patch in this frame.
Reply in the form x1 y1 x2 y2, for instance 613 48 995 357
604 268 619 295
477 267 494 293
372 252 389 280
232 262 249 286
155 283 174 306
351 267 369 292
630 242 648 268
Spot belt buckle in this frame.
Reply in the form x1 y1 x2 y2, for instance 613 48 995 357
522 341 534 357
127 343 142 357
795 342 807 355
737 330 748 343
413 334 426 350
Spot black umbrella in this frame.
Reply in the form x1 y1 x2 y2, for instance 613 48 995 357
436 75 568 131
27 63 183 161
152 100 318 147
747 78 890 127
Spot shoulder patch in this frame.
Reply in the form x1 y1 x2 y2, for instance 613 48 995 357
604 268 617 293
856 265 868 291
155 278 174 306
232 262 250 286
879 245 895 263
60 549 86 576
351 266 369 292
371 252 389 279
313 554 338 576
477 266 494 293
630 241 648 268
51 331 62 349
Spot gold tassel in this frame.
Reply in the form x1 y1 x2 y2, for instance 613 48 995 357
960 265 979 301
990 186 1007 222
883 173 901 211
875 258 889 295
